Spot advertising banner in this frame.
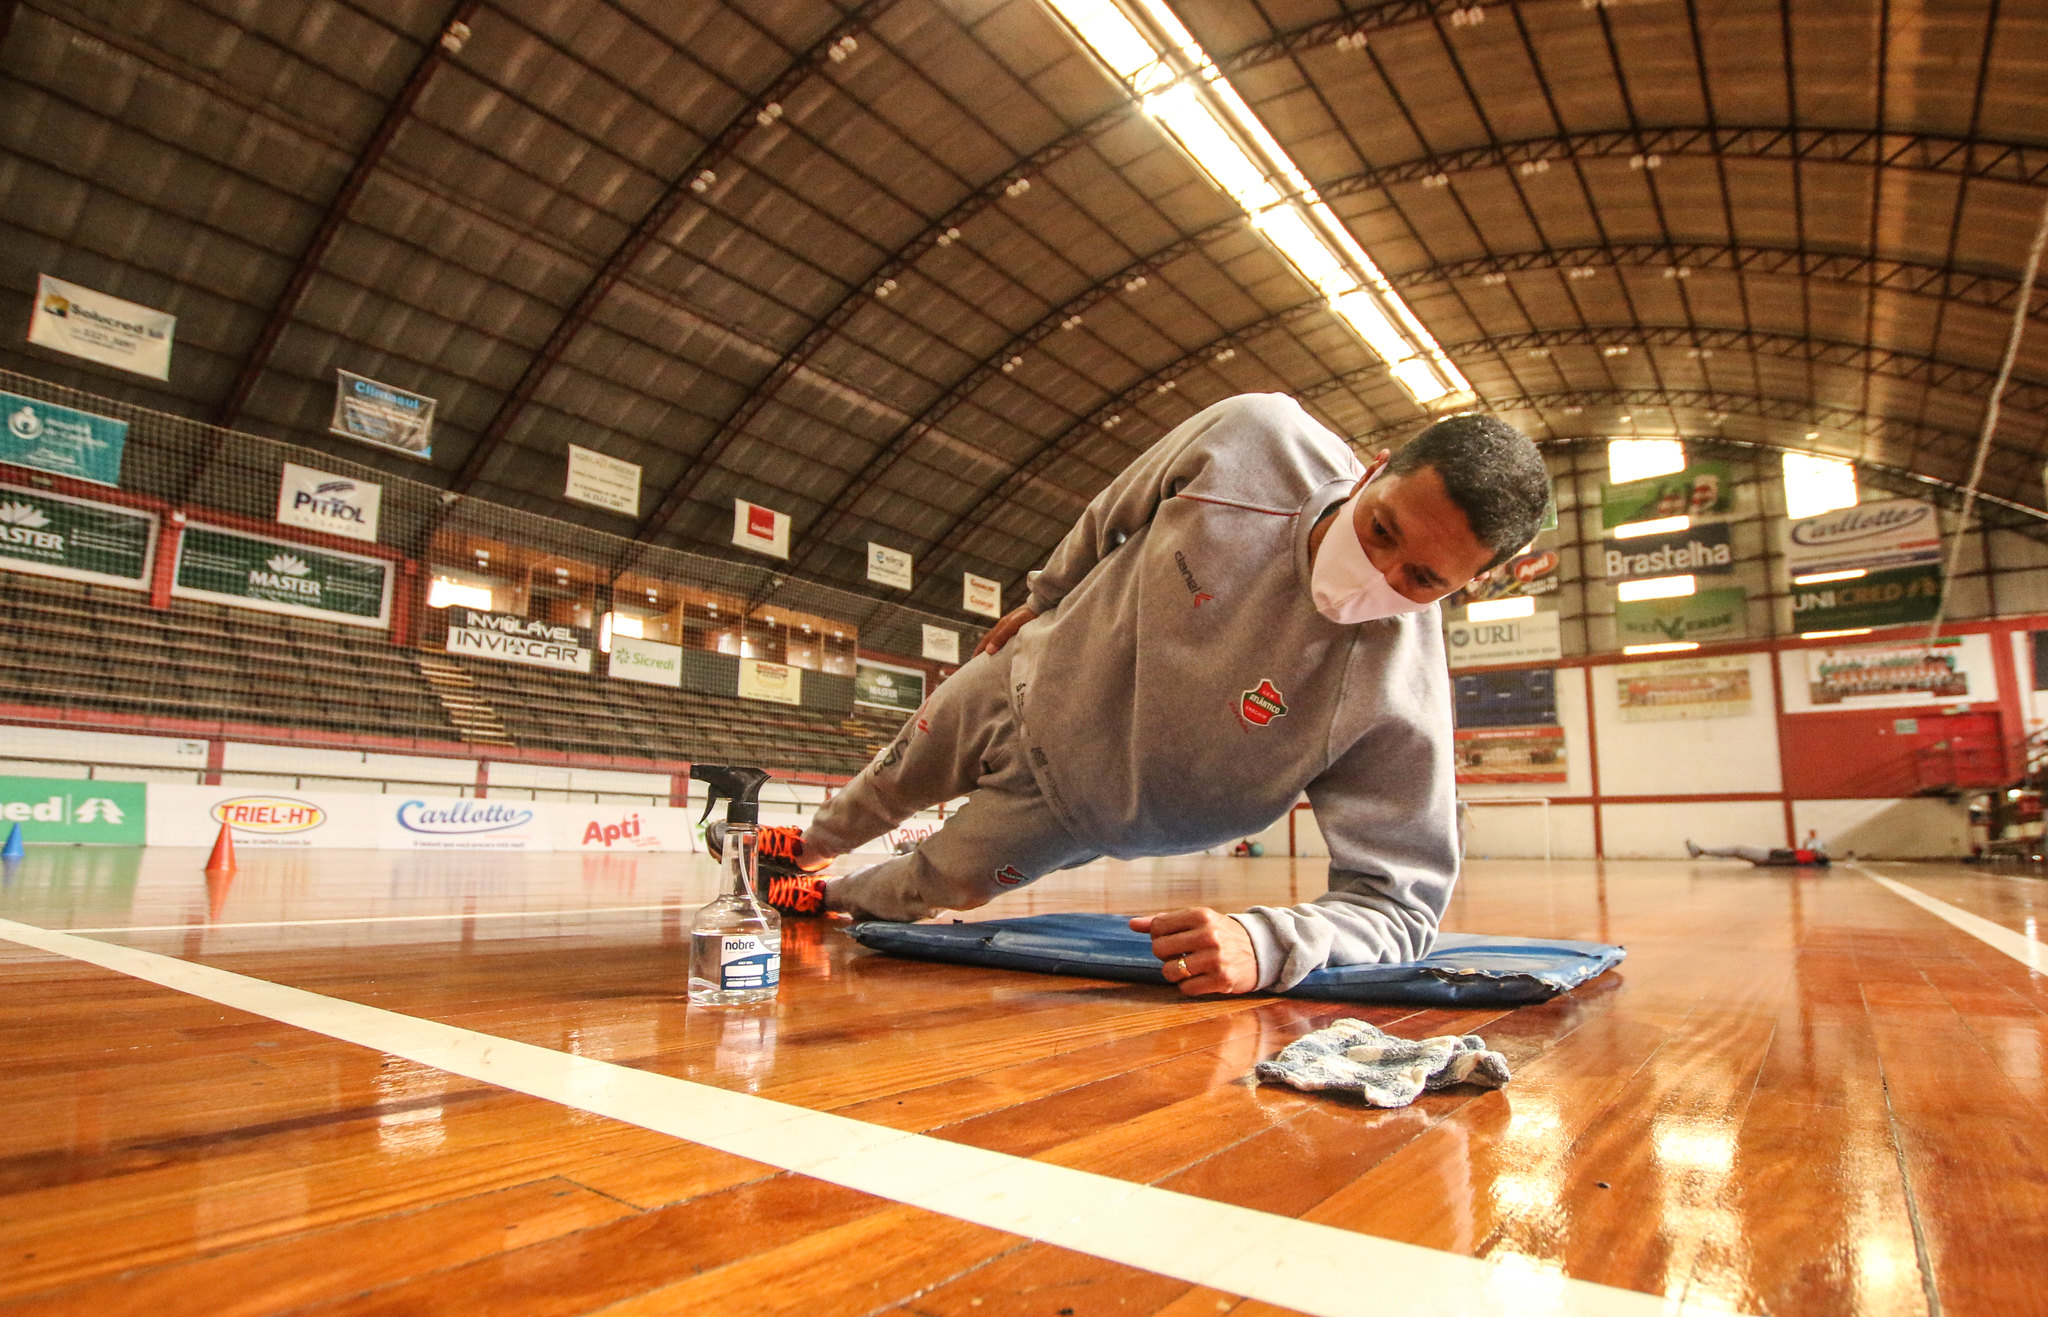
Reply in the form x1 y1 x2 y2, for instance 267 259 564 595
921 624 960 664
146 785 380 850
1445 609 1562 668
608 634 683 688
854 660 926 714
1454 726 1567 785
1783 499 1941 578
1602 461 1732 529
565 444 641 515
733 499 790 558
867 542 913 590
1615 586 1746 646
1615 655 1753 722
331 369 435 458
1453 669 1557 728
1790 563 1941 634
963 572 1002 619
0 776 146 845
1450 548 1560 606
2 391 129 487
1601 523 1734 578
0 483 154 589
553 803 696 853
276 462 381 543
445 608 592 673
174 524 392 628
380 796 550 851
28 274 175 380
1807 638 1969 706
738 658 802 706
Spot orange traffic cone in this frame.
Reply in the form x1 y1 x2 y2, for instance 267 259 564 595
204 821 237 876
205 867 235 922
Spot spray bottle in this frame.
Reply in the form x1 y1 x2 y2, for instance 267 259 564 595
688 764 781 1006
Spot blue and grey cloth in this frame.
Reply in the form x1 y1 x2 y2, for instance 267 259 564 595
1254 1017 1511 1107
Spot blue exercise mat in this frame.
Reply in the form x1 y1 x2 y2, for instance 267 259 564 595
846 912 1624 1007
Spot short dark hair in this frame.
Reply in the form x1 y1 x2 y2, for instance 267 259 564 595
1386 414 1549 571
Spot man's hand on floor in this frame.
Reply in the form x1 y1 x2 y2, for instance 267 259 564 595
1131 907 1259 996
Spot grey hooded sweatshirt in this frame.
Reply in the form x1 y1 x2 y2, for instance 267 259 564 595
1005 393 1460 991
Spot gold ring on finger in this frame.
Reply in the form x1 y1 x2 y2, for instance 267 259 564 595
1175 955 1190 979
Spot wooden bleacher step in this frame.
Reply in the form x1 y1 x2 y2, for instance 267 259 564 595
415 654 516 747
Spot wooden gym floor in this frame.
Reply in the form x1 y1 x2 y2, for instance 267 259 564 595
0 847 2043 1315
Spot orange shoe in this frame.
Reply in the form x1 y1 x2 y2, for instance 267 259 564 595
706 823 827 881
763 873 829 917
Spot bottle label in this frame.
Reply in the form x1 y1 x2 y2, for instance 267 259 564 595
719 934 779 991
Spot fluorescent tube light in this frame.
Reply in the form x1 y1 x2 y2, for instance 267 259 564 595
1623 642 1699 655
1612 515 1690 539
1792 568 1867 585
1609 439 1685 483
1617 574 1697 602
1467 596 1535 622
1800 627 1875 639
1783 452 1858 520
427 577 492 610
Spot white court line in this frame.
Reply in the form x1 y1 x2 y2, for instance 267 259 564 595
0 915 1690 1317
1856 865 2048 974
62 904 688 935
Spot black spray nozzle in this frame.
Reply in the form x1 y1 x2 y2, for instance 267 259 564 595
691 764 773 827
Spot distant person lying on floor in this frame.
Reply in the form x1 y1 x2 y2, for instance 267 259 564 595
1686 839 1831 867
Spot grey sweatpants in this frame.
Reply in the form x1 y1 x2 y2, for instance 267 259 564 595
804 650 1097 921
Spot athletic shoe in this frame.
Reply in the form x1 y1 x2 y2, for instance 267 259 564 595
705 822 819 879
763 872 829 917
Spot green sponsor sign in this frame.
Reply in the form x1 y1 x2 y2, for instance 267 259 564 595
0 484 154 588
0 391 129 486
854 661 925 714
174 524 391 627
1602 461 1733 530
1615 586 1747 646
0 776 146 845
1791 563 1941 633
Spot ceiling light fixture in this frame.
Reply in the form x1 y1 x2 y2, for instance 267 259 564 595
1623 641 1698 655
1042 0 1467 405
1617 574 1697 602
1793 568 1867 585
1467 596 1535 622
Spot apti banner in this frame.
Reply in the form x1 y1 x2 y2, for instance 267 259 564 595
276 462 381 544
0 483 154 589
1602 462 1732 530
445 608 593 673
28 274 175 380
1445 609 1562 668
1614 586 1746 646
174 525 392 628
331 370 435 458
854 660 925 713
0 776 146 845
1614 656 1753 722
1790 564 1941 634
1454 726 1566 784
1783 499 1941 577
608 634 683 687
2 390 129 486
1602 523 1733 578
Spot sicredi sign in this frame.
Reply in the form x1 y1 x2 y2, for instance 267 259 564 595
445 609 593 673
1602 523 1733 578
1445 609 1563 668
1783 499 1940 577
0 776 146 845
276 462 381 543
609 634 683 688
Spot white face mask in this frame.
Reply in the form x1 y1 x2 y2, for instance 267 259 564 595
1310 475 1438 624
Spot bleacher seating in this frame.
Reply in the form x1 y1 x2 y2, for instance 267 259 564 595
0 571 898 774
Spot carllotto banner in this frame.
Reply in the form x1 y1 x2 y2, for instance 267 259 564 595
1783 499 1941 577
1602 462 1732 530
1601 523 1733 579
1 390 129 486
146 785 703 853
29 274 175 380
445 608 593 672
173 524 392 628
276 462 381 543
0 483 155 589
1445 609 1562 668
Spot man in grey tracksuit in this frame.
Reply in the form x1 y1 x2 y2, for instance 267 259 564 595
800 393 1548 993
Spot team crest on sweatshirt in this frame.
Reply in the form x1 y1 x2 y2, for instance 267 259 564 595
993 863 1027 887
1240 679 1288 726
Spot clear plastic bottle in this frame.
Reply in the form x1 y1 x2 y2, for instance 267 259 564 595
688 820 782 1006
